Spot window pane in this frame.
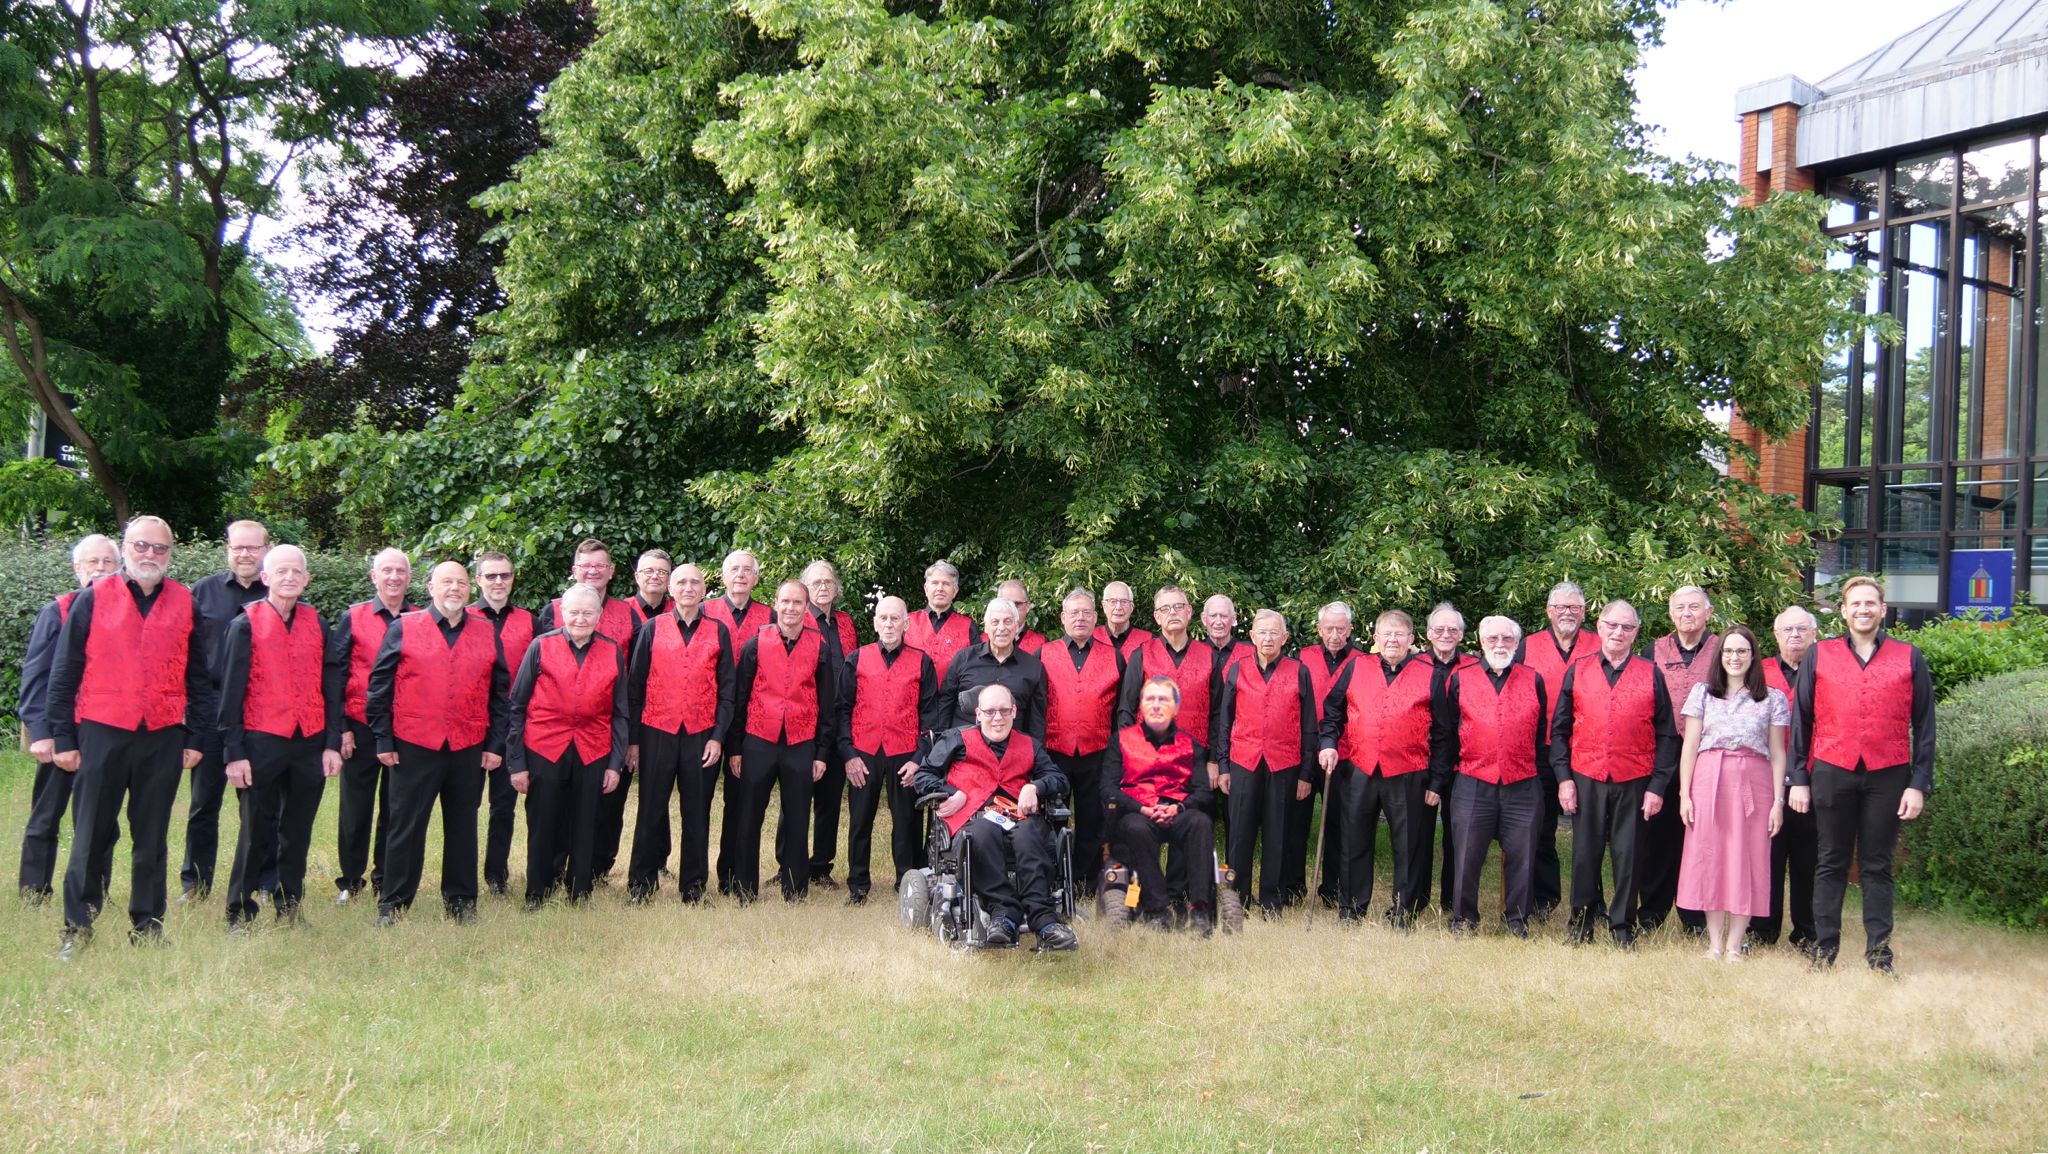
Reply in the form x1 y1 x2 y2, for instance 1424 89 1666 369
1881 467 1941 531
1956 215 2025 459
1820 233 1879 468
1963 135 2031 205
1826 168 1882 229
1954 464 2020 530
1888 220 1948 464
2031 536 2048 601
2032 464 2048 528
1815 475 1870 530
1879 538 1941 605
1816 536 1871 587
1893 151 1955 216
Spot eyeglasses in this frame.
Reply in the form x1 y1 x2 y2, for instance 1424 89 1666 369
1599 621 1640 632
127 541 171 556
1154 603 1190 614
1547 603 1585 612
1778 625 1814 634
480 572 514 581
227 545 266 555
976 707 1016 718
636 567 670 577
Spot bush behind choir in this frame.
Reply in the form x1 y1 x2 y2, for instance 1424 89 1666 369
18 519 1934 970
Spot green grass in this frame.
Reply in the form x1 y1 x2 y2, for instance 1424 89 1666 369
1 751 2044 1153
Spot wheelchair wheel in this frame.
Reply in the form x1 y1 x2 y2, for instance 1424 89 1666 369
1098 886 1133 927
1216 886 1247 935
899 870 931 930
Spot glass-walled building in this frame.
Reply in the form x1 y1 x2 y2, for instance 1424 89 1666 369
1731 0 2048 618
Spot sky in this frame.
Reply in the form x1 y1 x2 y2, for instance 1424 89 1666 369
1634 0 1948 168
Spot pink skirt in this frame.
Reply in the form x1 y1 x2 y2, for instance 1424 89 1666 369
1676 748 1774 917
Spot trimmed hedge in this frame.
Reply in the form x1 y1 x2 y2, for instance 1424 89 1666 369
1899 667 2048 930
1893 604 2048 700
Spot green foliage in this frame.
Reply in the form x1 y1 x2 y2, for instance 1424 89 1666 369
1900 668 2048 931
275 0 1866 624
1892 603 2048 700
0 538 438 720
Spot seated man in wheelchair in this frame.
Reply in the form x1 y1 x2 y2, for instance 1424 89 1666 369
1103 676 1218 932
914 683 1079 950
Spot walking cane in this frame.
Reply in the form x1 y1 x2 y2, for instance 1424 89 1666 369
1305 760 1334 930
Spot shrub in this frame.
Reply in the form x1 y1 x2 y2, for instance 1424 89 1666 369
1893 603 2048 700
1899 667 2048 931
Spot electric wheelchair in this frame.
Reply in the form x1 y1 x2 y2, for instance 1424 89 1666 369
898 792 1078 950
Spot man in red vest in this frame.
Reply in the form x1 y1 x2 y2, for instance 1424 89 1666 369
1415 602 1479 914
1092 581 1152 658
1038 588 1124 899
1292 601 1358 907
905 560 980 673
182 519 273 903
535 539 638 884
835 595 942 903
1519 581 1592 921
625 562 735 904
1316 609 1439 924
627 549 673 627
1756 604 1819 950
326 546 414 905
1215 610 1314 914
918 683 1077 949
17 533 119 904
508 583 628 907
1202 594 1252 672
1429 615 1552 937
727 580 839 902
366 561 511 926
801 559 858 889
1116 585 1221 786
1790 576 1933 973
995 579 1047 654
1641 585 1719 935
470 551 536 899
216 545 339 929
1550 599 1678 948
48 516 209 958
706 549 771 895
1104 676 1216 932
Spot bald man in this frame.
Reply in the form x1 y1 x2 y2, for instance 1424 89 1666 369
215 545 340 928
326 546 415 904
835 595 943 901
625 563 735 904
365 561 511 925
727 580 840 902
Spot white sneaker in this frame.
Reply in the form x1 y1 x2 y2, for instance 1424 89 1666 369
335 888 354 906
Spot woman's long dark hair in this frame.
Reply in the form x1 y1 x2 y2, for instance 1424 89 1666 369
1707 624 1768 702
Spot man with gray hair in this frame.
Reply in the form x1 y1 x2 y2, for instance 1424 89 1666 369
1293 600 1361 907
938 598 1047 738
997 579 1047 655
181 519 272 902
1642 584 1719 935
49 515 210 957
1416 601 1477 913
17 533 119 903
1428 615 1551 936
1519 581 1592 922
906 560 979 674
835 594 942 902
1756 604 1820 950
1092 580 1152 658
326 546 414 905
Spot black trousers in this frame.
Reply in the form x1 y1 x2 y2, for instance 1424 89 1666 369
590 765 633 879
809 756 847 879
179 737 229 895
1533 777 1563 911
1110 808 1215 917
523 747 607 904
715 760 743 895
1279 767 1323 902
1408 777 1456 912
335 720 392 895
63 721 184 931
1224 762 1294 909
1812 762 1909 962
1754 803 1819 947
1637 773 1705 931
379 739 485 915
734 735 817 901
225 732 326 923
1569 773 1647 932
1336 764 1428 916
844 747 915 897
961 812 1061 930
631 726 715 896
1052 749 1106 898
483 761 517 888
1448 775 1538 930
1313 772 1346 905
19 759 116 895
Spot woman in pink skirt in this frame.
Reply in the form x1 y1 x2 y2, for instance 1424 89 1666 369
1675 625 1788 962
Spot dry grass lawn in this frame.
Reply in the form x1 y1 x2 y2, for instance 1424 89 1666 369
1 752 2044 1153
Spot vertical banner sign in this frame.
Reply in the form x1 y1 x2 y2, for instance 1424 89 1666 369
1947 548 2014 621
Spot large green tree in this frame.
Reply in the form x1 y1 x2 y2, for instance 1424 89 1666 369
282 0 1865 626
0 0 476 530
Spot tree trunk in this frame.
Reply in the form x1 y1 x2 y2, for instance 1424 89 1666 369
0 284 133 523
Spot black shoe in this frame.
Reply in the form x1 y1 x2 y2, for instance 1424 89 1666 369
1190 905 1216 937
810 872 841 891
487 879 509 899
679 885 704 905
227 917 252 938
1867 946 1896 975
1808 947 1838 972
1507 920 1530 939
374 910 399 928
1337 906 1361 924
129 920 167 947
984 916 1018 947
1565 909 1596 945
1385 907 1415 932
1448 919 1476 937
448 902 478 925
273 901 303 926
1036 921 1079 951
522 897 544 913
57 925 90 960
846 889 869 906
1680 922 1707 940
21 886 50 908
626 888 653 906
1317 889 1339 909
1610 926 1637 951
1530 902 1556 925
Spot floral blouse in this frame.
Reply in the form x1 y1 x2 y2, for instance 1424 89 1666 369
1681 682 1790 758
